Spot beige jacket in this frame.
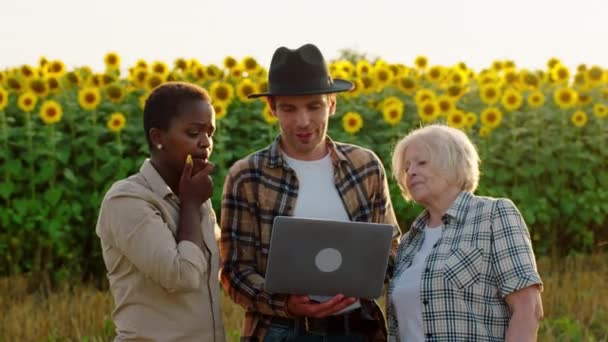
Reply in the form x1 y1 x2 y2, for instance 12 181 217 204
96 159 225 342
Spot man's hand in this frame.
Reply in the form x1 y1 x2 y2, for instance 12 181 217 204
286 294 357 318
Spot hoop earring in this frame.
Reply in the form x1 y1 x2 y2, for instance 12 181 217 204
156 144 163 150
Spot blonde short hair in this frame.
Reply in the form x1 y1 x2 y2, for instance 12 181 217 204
391 124 480 201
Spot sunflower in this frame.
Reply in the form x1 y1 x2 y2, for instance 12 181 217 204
465 112 478 127
39 57 48 68
527 91 545 108
593 103 607 118
359 75 375 93
446 84 465 99
479 126 492 138
501 88 523 111
448 69 468 86
146 74 165 91
210 81 234 104
417 101 440 122
342 111 364 134
578 92 592 106
17 92 37 112
20 65 37 79
395 76 417 94
571 110 587 127
480 107 503 129
520 70 539 89
173 58 188 71
262 105 277 124
241 56 259 73
212 102 227 120
131 68 148 87
551 64 570 84
107 112 127 132
337 61 354 77
46 60 66 76
553 87 578 109
205 65 222 80
6 75 23 92
257 80 268 94
356 60 372 76
39 100 63 125
587 66 603 84
0 87 9 111
105 83 126 103
135 59 148 69
28 78 49 98
228 65 244 79
437 95 455 115
151 61 169 77
447 110 466 129
78 87 101 111
504 70 519 85
573 72 589 89
104 52 121 70
372 65 393 89
547 58 561 70
47 76 61 93
414 88 436 105
479 83 501 105
382 103 404 126
223 56 238 70
491 60 503 71
414 55 428 69
236 79 256 102
426 66 445 83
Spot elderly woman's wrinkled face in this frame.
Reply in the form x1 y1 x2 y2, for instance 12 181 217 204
403 140 454 207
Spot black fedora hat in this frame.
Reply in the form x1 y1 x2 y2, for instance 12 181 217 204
248 43 354 98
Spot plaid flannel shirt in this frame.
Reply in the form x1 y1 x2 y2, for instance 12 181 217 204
220 136 401 341
387 191 543 341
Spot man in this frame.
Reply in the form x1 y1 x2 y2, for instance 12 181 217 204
220 43 400 341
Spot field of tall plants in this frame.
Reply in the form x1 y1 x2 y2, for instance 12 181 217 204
0 52 607 288
0 51 608 341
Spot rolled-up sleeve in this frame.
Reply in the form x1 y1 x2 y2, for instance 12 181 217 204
490 199 543 297
99 196 207 292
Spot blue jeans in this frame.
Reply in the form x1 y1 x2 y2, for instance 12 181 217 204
263 322 367 342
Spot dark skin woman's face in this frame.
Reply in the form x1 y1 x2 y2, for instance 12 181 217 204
149 99 216 185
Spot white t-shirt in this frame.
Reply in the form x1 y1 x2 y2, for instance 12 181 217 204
390 225 443 341
282 152 360 313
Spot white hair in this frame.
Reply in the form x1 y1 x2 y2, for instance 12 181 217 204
391 124 480 201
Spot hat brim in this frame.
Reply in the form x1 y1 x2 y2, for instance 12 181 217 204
247 79 354 98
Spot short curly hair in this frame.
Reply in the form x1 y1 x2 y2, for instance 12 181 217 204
143 82 211 148
391 124 481 201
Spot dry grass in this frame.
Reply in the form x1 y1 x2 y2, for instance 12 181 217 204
1 254 606 341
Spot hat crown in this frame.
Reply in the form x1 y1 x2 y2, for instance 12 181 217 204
268 44 333 94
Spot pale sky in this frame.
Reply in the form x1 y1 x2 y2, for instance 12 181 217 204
2 0 607 72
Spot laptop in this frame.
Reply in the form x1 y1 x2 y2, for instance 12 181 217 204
264 216 395 299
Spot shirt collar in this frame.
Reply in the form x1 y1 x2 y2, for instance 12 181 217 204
266 135 349 169
411 191 473 232
139 159 175 199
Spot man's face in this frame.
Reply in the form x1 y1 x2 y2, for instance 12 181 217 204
271 94 336 161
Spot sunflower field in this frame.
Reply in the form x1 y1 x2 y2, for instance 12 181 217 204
0 52 607 284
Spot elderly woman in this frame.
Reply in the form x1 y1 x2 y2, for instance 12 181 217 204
387 124 543 341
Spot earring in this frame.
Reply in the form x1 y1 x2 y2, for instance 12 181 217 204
156 144 163 150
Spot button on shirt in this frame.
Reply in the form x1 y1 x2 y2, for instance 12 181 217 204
96 159 225 342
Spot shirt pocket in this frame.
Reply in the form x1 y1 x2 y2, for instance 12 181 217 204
443 247 483 289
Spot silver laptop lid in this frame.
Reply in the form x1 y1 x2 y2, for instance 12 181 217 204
264 216 394 299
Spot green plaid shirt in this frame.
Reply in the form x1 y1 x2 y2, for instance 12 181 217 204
220 136 400 341
387 191 542 342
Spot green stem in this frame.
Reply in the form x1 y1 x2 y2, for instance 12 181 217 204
0 110 9 206
25 112 35 201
